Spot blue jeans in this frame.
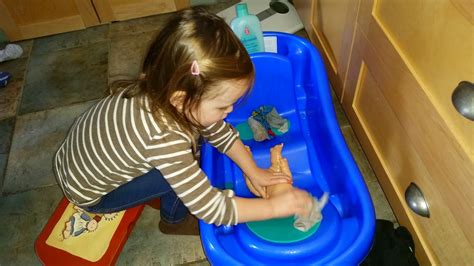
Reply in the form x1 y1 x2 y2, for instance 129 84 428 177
84 168 188 224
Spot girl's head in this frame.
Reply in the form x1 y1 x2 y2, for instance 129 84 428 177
132 7 254 129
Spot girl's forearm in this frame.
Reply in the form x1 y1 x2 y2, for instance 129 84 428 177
234 196 274 223
226 138 258 174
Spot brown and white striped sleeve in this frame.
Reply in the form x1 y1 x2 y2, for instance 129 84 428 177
199 120 239 154
144 130 238 226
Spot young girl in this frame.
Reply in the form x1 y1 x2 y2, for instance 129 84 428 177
54 7 313 235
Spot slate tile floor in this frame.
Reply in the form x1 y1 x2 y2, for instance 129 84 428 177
0 3 396 265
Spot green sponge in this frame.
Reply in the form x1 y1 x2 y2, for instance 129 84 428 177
246 216 321 243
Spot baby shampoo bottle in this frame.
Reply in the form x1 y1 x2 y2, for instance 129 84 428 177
230 3 265 53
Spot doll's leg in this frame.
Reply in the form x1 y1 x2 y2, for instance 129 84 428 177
266 144 293 197
269 144 283 173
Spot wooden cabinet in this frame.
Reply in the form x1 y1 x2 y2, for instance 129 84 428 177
294 0 474 265
0 0 99 41
293 0 359 99
0 0 189 41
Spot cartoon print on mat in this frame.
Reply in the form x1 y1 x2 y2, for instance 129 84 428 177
103 212 119 221
62 206 119 239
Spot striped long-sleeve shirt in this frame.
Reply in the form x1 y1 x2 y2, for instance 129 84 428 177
54 90 240 225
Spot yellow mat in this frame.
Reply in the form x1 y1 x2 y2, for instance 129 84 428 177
46 203 124 262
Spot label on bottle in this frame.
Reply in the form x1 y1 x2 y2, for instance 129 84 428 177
240 26 262 54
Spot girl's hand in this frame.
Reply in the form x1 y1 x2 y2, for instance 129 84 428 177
245 167 292 198
268 188 313 218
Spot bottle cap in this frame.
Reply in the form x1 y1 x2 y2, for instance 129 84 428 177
235 3 249 17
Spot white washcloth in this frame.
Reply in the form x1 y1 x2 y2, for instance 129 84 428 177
294 192 329 232
0 44 23 62
248 116 269 141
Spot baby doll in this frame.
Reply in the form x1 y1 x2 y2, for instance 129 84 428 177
244 144 328 231
243 144 294 198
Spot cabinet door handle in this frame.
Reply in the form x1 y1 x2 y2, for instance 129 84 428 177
452 81 474 121
405 182 430 218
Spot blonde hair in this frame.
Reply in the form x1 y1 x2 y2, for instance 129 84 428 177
112 7 254 134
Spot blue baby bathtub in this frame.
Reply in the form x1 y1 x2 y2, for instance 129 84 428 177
199 32 375 265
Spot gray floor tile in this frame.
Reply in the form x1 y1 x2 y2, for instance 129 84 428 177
0 117 15 153
31 25 109 56
294 29 309 40
0 57 29 82
0 154 8 193
0 57 28 119
107 0 238 84
109 13 174 39
0 185 63 265
0 104 16 194
366 180 397 223
180 259 210 266
109 30 158 84
3 101 97 194
0 80 22 120
331 89 350 128
202 0 240 14
118 207 206 265
20 42 108 114
108 0 237 40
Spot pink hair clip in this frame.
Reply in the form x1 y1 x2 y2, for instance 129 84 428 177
191 60 200 76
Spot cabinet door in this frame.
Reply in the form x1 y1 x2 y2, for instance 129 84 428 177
92 0 189 23
343 0 474 264
293 0 359 99
0 0 99 41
